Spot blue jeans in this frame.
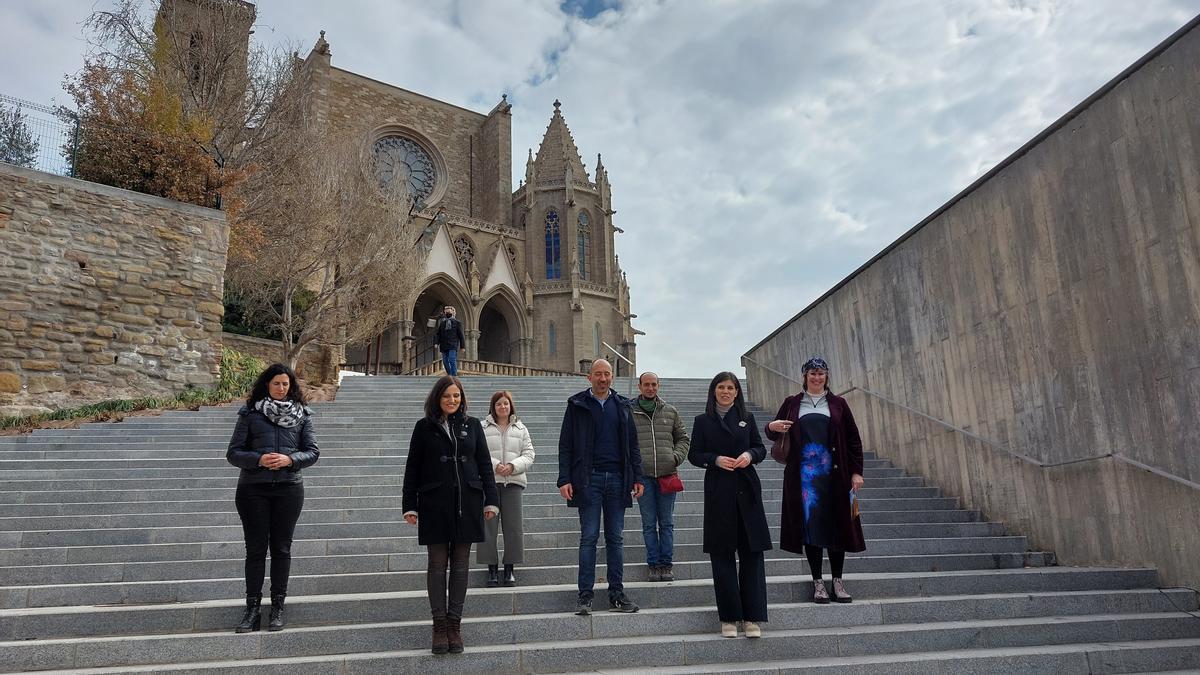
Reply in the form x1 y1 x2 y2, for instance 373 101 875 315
637 477 677 566
441 349 458 376
577 469 628 601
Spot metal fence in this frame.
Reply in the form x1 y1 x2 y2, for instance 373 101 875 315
0 94 78 177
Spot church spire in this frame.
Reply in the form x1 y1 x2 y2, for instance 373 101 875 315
533 100 590 184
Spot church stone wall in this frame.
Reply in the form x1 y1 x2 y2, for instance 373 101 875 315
742 21 1200 590
0 164 227 415
322 68 504 224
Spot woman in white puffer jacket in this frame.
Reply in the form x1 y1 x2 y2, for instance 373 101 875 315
478 390 536 586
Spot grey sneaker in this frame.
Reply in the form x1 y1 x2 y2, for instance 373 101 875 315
608 593 639 613
832 578 852 603
647 566 661 582
812 579 830 604
659 565 674 582
575 597 592 615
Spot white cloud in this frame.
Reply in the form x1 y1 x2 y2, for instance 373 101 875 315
1 0 1195 379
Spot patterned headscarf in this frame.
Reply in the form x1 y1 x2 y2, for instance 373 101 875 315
802 357 829 374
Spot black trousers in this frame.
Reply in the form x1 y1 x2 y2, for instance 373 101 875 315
804 545 846 579
428 542 472 621
235 481 305 597
709 513 768 623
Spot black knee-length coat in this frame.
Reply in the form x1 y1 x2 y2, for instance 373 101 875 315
402 412 499 545
766 392 866 554
688 409 773 555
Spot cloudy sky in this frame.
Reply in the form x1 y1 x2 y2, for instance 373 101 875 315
2 0 1198 378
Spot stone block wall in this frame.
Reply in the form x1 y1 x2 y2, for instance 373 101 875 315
220 332 336 384
0 164 228 415
743 20 1200 589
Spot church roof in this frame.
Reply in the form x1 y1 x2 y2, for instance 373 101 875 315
534 100 590 183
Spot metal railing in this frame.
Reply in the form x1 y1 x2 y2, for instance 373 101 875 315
0 93 78 177
600 340 636 398
742 355 1200 492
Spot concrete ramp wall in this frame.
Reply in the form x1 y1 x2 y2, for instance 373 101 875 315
743 16 1200 589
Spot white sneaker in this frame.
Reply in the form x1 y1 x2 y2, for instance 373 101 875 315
720 622 737 638
743 621 762 638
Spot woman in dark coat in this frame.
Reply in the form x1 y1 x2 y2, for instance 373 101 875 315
766 357 865 604
226 363 320 633
402 375 499 655
688 371 772 639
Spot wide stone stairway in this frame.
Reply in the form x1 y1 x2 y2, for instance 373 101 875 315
1 375 1198 673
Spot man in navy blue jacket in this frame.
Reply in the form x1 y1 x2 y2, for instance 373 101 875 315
558 359 644 615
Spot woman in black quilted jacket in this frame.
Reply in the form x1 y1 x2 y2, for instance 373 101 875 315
225 363 320 633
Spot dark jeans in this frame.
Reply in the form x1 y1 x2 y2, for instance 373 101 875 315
637 477 677 566
235 481 304 597
577 469 628 601
428 542 472 621
709 507 767 622
441 349 458 376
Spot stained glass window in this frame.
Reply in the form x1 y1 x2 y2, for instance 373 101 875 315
545 209 561 279
372 136 437 203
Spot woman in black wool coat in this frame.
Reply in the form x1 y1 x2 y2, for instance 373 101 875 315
402 375 499 655
226 363 320 634
688 371 772 640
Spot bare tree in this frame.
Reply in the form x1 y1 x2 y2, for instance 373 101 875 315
80 0 302 175
226 129 426 369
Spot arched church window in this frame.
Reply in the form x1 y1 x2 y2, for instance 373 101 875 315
548 322 557 356
372 135 437 204
454 235 475 269
593 322 601 356
545 209 561 279
577 211 590 280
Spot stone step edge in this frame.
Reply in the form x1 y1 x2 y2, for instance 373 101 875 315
0 584 1184 621
1 536 1023 569
0 567 1143 613
582 637 1200 674
2 607 1192 650
14 619 1200 675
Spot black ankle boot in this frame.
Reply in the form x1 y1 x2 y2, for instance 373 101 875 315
235 595 261 633
486 565 500 587
268 594 286 631
502 564 516 587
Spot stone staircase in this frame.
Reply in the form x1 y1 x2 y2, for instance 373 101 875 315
0 375 1197 673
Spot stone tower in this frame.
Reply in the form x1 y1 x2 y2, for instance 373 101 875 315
513 101 637 374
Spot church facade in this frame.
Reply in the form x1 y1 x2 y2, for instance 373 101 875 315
298 33 637 375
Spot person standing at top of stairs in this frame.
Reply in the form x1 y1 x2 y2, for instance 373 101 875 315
558 359 645 616
435 306 466 376
225 363 321 634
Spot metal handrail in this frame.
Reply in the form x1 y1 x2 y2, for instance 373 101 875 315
741 355 1200 492
600 340 636 398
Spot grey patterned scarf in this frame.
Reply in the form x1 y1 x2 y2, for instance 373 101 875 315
255 398 306 428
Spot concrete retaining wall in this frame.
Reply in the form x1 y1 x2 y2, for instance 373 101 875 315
743 19 1200 589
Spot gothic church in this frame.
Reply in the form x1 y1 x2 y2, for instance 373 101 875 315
298 32 637 375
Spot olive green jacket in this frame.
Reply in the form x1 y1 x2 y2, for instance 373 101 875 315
630 397 690 478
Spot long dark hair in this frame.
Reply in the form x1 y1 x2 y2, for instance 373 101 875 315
246 363 306 406
705 371 747 419
424 375 466 420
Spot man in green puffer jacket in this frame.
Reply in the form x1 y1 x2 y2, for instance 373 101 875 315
630 372 690 581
